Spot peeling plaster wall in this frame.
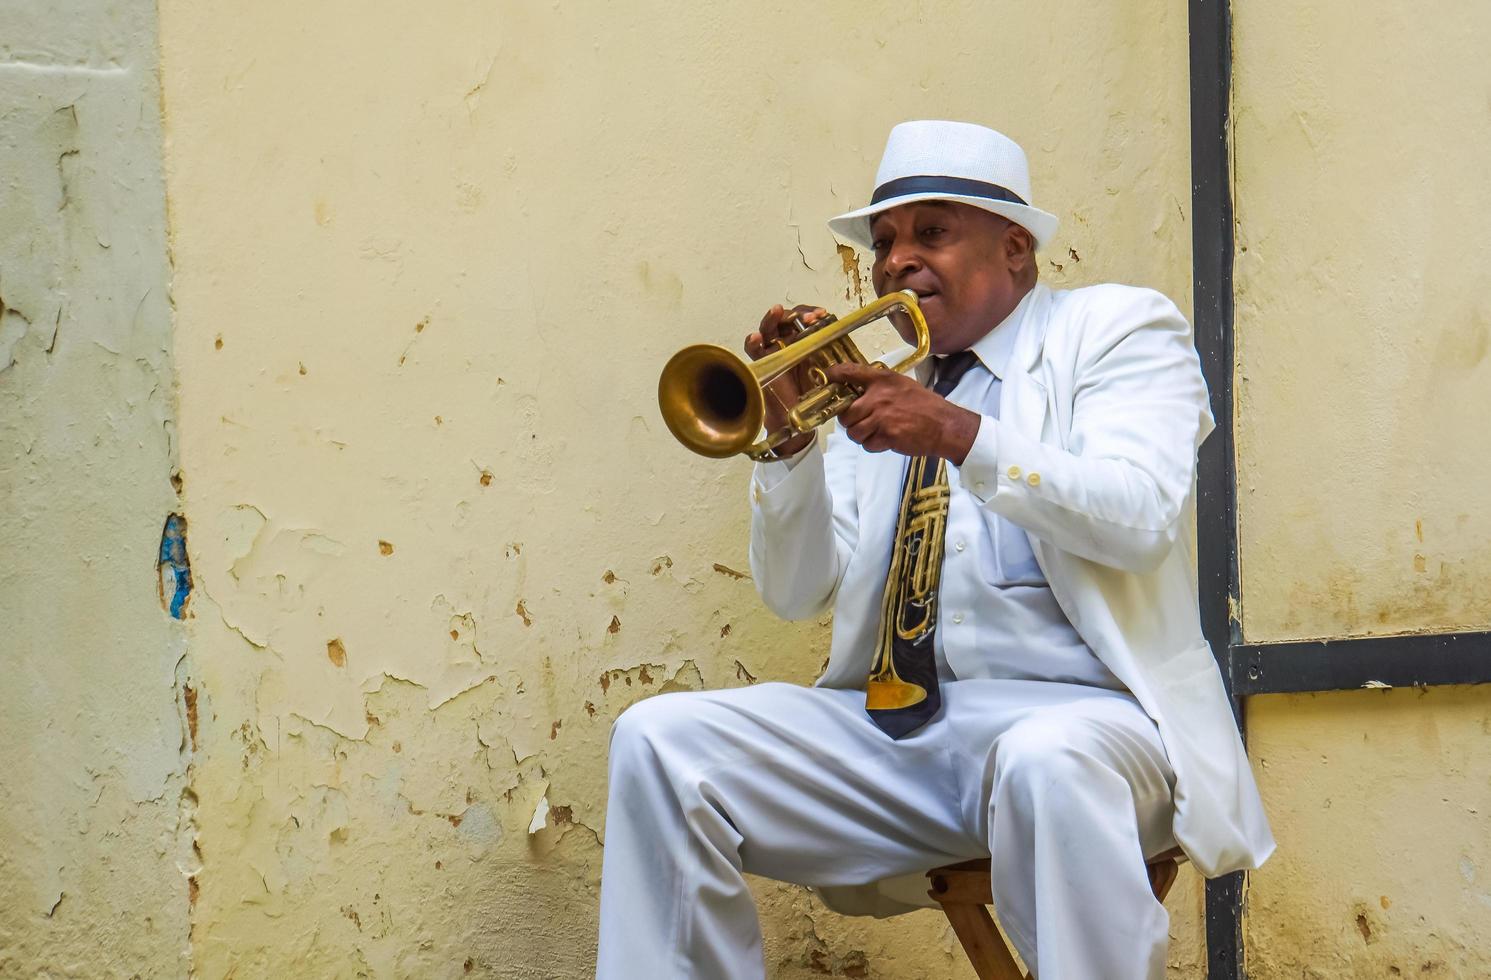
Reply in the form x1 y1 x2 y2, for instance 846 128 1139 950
1233 0 1491 974
155 1 1198 975
0 0 188 976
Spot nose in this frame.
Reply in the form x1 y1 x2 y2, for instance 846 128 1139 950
880 241 923 283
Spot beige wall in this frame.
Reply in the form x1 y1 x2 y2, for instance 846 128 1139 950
0 0 189 975
20 0 1489 976
1234 0 1491 974
1247 687 1491 978
153 0 1198 975
1234 0 1491 642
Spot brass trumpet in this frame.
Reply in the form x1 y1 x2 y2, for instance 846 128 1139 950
657 289 930 460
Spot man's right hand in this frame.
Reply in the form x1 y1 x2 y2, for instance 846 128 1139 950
745 303 828 459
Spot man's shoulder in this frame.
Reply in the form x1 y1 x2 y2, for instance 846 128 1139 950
1046 282 1185 321
1041 282 1191 352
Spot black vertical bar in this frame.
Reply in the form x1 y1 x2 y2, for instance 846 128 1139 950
1205 871 1247 980
1189 0 1247 978
1189 0 1240 671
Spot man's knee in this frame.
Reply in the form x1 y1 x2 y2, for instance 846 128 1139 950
608 690 707 776
993 715 1111 806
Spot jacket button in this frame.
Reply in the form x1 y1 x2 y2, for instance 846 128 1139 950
1007 465 1022 480
1027 473 1041 487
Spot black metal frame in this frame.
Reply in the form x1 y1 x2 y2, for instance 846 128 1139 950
1187 2 1491 977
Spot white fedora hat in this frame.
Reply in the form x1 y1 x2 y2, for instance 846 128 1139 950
828 120 1058 253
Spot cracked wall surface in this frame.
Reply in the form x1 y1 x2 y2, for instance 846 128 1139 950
1233 0 1491 973
10 1 1485 975
147 1 1200 977
0 0 189 976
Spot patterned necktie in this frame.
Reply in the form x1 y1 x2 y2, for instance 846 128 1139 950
865 351 978 738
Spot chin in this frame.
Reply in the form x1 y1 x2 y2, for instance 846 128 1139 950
924 322 966 356
891 306 939 341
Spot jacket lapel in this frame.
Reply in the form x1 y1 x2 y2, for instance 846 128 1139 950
1000 286 1054 578
999 284 1052 445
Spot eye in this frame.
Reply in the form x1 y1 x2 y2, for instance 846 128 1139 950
870 237 889 253
919 225 946 240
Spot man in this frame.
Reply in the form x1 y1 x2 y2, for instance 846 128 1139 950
598 120 1273 979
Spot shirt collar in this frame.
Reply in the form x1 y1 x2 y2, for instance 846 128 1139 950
965 285 1038 380
909 284 1040 385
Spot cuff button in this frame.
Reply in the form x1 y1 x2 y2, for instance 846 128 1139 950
1007 465 1022 480
1027 472 1041 487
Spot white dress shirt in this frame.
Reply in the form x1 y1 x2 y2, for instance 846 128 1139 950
759 292 1123 690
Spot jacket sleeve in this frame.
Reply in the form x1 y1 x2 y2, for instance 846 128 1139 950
747 426 861 620
958 287 1214 574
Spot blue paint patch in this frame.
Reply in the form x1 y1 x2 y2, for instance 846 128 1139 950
158 513 192 619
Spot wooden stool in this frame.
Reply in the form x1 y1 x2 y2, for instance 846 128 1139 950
926 848 1184 980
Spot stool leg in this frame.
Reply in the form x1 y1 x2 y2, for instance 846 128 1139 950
1148 858 1179 904
939 902 1027 980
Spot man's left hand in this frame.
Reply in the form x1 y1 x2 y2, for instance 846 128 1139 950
822 363 981 465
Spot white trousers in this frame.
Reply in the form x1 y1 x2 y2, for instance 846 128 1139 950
596 680 1177 980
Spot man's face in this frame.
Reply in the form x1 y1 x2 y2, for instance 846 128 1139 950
869 201 1034 355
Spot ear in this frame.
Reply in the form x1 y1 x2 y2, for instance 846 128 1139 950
1004 223 1036 273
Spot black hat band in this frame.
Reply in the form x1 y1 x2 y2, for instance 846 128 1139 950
869 174 1028 208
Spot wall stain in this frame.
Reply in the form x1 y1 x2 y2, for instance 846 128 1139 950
184 685 199 751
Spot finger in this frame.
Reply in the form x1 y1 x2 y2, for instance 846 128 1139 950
837 396 871 428
790 304 829 328
759 305 786 347
844 418 880 447
823 362 879 390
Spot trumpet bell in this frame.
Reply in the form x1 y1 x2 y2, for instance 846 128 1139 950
657 344 767 459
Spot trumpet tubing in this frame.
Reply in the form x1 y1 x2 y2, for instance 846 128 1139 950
657 290 930 460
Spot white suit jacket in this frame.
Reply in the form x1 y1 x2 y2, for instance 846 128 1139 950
748 283 1274 908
